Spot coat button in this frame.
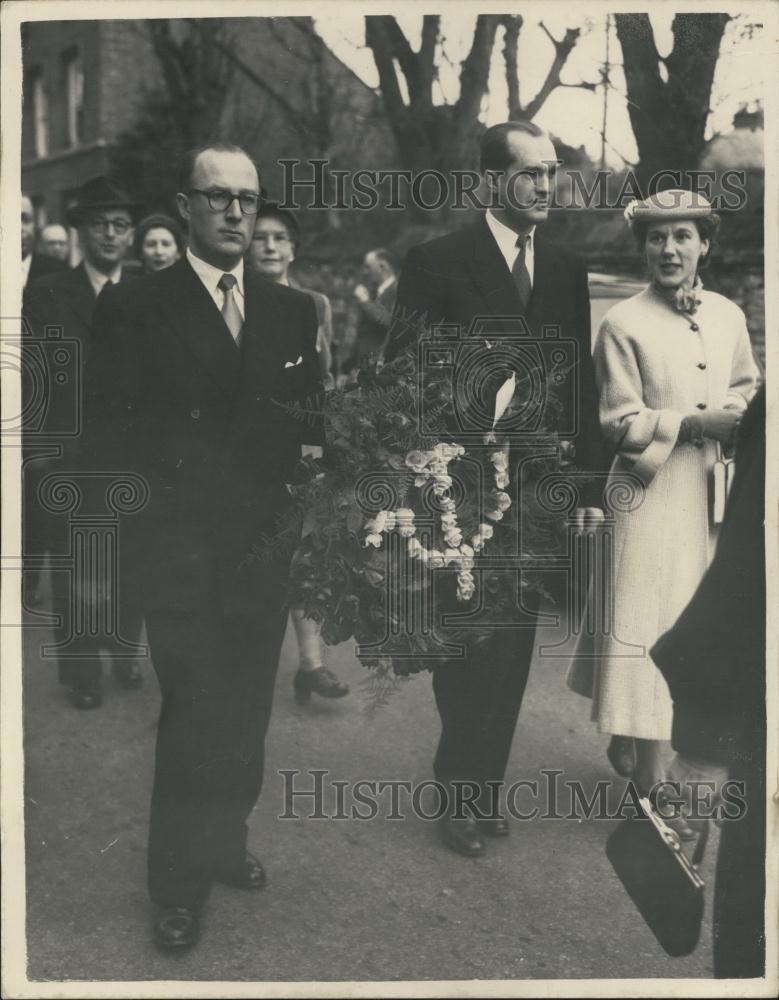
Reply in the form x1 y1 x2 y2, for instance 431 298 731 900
689 322 700 332
190 408 200 419
697 362 707 370
696 402 707 410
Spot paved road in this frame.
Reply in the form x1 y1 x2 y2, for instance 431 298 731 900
21 596 715 985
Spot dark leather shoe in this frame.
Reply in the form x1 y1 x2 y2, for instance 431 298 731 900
216 851 267 890
153 906 200 951
439 816 485 858
479 816 509 837
293 667 349 704
112 660 143 689
70 684 102 710
607 735 636 778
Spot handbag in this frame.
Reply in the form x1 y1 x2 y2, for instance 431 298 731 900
606 796 709 957
709 441 735 526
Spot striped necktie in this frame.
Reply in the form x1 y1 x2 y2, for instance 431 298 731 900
218 272 243 345
512 234 532 311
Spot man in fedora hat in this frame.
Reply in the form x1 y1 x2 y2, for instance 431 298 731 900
23 176 144 708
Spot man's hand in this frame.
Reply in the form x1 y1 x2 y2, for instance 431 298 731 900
353 284 370 304
572 506 605 533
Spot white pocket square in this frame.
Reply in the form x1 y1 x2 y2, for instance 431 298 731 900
285 356 303 368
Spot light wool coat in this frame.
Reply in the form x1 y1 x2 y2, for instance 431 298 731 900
567 284 759 739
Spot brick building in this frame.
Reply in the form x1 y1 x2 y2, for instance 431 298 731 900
21 17 393 232
21 20 164 228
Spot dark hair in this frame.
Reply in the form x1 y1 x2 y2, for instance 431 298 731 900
177 142 260 193
254 202 301 250
633 213 721 268
479 120 546 173
366 247 397 273
133 213 186 259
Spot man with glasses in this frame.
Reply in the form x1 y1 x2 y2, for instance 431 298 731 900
79 143 323 950
23 177 143 706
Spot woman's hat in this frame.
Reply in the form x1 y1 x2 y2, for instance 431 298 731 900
254 201 301 247
133 213 186 258
624 189 713 226
65 176 143 227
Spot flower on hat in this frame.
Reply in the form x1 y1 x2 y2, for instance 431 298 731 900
623 200 639 223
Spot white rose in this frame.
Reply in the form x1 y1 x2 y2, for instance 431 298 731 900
395 507 415 527
364 532 383 548
495 491 511 511
405 450 430 472
407 537 424 558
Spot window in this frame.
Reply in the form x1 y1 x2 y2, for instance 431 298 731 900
28 68 48 157
63 48 84 147
32 196 47 231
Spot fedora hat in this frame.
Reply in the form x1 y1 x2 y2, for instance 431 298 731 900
65 176 143 227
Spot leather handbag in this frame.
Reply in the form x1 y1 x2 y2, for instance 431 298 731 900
606 797 709 957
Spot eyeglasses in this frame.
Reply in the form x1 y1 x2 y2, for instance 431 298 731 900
190 189 260 214
86 217 132 234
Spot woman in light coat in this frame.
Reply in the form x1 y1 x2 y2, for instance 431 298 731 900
568 190 759 796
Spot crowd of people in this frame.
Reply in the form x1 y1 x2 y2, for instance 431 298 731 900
19 124 765 975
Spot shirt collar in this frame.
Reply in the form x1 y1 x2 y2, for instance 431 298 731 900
377 276 395 297
83 258 122 297
22 254 32 284
486 211 535 257
187 248 244 298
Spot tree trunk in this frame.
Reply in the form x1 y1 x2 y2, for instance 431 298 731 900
615 13 730 194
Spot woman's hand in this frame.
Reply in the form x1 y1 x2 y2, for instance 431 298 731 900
697 408 742 445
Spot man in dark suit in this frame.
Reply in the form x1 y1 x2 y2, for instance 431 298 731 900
352 248 398 362
80 143 323 950
385 121 606 858
23 178 143 706
21 194 68 288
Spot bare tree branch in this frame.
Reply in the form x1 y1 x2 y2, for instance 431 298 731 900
500 15 522 118
187 18 309 137
522 24 587 120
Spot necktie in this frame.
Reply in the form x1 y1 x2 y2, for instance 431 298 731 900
217 273 243 345
512 235 532 311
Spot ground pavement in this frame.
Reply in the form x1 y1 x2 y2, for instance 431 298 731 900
20 597 715 985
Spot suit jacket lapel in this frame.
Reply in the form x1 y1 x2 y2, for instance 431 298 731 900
64 264 98 331
526 235 557 330
467 217 524 319
242 273 286 366
160 258 242 398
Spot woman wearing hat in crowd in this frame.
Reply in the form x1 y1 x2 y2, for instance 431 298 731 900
133 213 185 274
567 190 759 802
247 202 348 703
